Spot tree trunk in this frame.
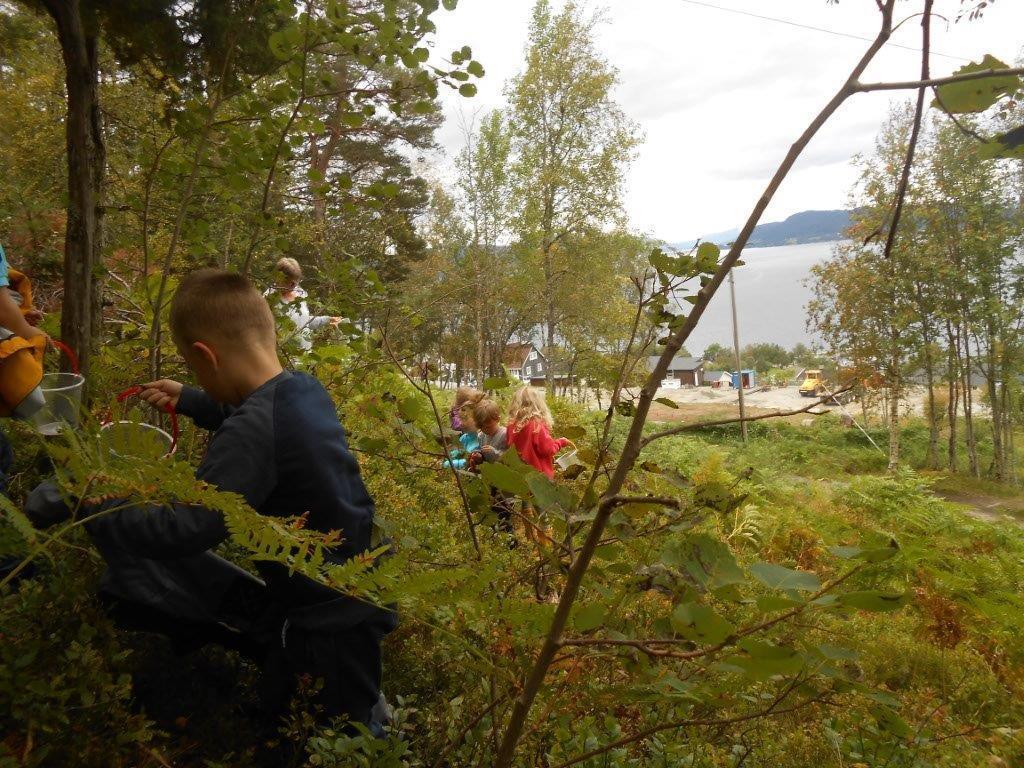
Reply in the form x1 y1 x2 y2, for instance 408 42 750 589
543 239 556 392
46 0 105 380
887 382 901 471
984 332 1004 481
959 325 980 477
922 333 939 470
942 321 958 473
886 334 901 472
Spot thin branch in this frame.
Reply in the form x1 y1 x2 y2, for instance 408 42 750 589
560 564 866 663
882 0 932 265
931 87 988 142
855 66 1024 93
493 5 899 764
607 495 681 509
241 4 312 275
641 386 853 447
431 692 512 768
380 321 482 558
552 689 829 768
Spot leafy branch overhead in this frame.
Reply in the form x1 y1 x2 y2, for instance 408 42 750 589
930 54 1024 158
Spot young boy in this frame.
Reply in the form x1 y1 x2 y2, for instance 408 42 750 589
472 399 507 464
31 269 393 730
471 399 516 544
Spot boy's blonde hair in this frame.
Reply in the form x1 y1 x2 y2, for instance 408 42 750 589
508 386 552 428
170 269 276 350
473 398 501 427
276 257 303 283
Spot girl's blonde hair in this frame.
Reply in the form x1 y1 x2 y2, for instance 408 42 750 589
454 386 482 409
458 388 486 422
276 256 303 282
508 386 553 428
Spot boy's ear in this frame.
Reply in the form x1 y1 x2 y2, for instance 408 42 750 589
192 341 219 369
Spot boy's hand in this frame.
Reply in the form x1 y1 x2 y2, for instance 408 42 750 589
141 379 183 410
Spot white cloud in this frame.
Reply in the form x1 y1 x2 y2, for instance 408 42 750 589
428 0 1024 241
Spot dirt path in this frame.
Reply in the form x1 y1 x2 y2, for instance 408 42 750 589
934 489 1024 526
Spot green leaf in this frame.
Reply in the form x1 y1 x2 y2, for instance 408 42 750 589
561 425 587 442
483 375 513 391
756 594 802 612
356 437 389 454
574 603 606 632
654 397 679 409
660 534 744 590
480 462 530 497
814 644 860 661
0 494 37 546
695 241 720 271
829 545 861 559
442 0 457 9
458 83 478 98
398 396 422 422
976 124 1024 160
526 473 574 513
467 60 485 77
728 641 805 679
671 602 734 645
932 54 1021 114
872 706 912 738
341 111 365 128
837 591 910 613
268 29 292 59
749 562 821 592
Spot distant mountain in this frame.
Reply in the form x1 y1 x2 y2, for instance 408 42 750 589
674 209 852 250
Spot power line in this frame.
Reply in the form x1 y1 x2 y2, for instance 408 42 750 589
677 0 971 62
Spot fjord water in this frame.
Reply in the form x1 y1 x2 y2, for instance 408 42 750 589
683 240 841 355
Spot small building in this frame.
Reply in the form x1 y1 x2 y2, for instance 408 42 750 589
704 370 730 388
503 342 539 383
731 369 757 389
503 343 574 388
648 355 705 387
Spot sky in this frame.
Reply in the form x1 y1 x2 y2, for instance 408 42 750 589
427 0 1024 243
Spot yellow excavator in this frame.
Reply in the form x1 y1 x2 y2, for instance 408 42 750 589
798 369 828 397
799 368 857 404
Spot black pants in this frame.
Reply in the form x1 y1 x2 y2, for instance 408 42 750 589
261 613 395 726
89 526 389 729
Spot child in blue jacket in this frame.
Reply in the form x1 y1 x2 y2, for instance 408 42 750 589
28 270 393 732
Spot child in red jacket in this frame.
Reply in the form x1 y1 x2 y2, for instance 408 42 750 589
506 386 571 478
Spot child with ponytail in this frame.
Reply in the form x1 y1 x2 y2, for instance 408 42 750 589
443 388 485 470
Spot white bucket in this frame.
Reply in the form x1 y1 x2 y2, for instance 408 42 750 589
32 372 86 435
555 449 581 471
99 421 174 460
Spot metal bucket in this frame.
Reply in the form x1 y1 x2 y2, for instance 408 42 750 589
32 372 85 435
30 339 83 435
100 385 179 459
99 421 175 460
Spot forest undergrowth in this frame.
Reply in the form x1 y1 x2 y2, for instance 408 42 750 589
2 367 1023 768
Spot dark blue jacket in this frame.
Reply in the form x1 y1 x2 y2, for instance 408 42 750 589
86 371 386 629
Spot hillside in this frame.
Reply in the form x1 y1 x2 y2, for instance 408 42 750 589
676 209 852 249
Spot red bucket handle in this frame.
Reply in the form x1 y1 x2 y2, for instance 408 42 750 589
49 339 80 375
114 385 179 455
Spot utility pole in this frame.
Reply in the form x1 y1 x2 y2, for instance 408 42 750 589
729 267 748 442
